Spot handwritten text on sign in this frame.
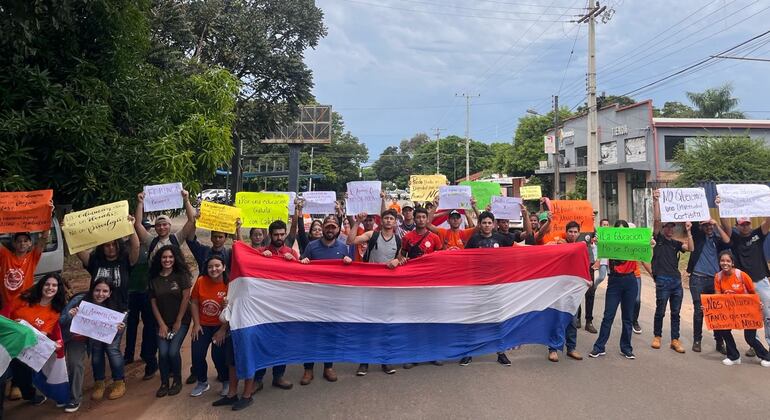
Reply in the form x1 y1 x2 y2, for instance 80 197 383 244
70 301 126 344
542 200 594 243
701 294 764 330
266 192 296 215
409 175 447 202
16 320 56 372
659 188 710 223
519 185 542 201
490 196 523 221
716 184 770 218
143 182 183 212
235 192 288 229
596 227 652 262
346 181 382 215
62 201 135 254
438 186 472 210
301 191 337 215
198 201 242 234
0 189 53 233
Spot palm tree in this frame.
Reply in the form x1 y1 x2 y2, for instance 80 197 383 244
685 83 745 118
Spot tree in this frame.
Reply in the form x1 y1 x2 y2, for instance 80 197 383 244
685 83 745 119
410 136 492 183
654 101 697 118
577 94 635 113
372 146 411 188
488 142 515 175
673 136 770 186
511 108 572 176
399 133 430 156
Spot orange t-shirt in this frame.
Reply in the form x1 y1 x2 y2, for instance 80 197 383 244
10 300 60 336
436 227 476 250
1 247 43 315
714 269 756 295
191 275 228 326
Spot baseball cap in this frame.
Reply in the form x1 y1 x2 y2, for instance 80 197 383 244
155 215 171 225
538 212 549 223
737 217 751 225
399 200 415 209
449 210 462 218
663 221 676 227
322 215 340 227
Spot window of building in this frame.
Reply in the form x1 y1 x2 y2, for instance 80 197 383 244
600 141 617 164
576 146 587 167
624 137 646 163
664 136 685 161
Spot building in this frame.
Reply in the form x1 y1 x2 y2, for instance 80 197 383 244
535 100 770 226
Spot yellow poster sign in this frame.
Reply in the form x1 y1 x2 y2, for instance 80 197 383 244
409 175 448 202
62 201 135 254
198 201 242 234
235 192 289 228
520 185 542 200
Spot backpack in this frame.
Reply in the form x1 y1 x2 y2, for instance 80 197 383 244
363 231 401 263
149 234 181 255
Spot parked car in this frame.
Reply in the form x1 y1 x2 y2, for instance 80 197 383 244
0 217 64 282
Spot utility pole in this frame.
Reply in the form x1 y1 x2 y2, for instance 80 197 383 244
553 95 560 200
431 127 445 174
456 93 479 180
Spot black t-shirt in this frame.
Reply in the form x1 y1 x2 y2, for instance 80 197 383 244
86 253 132 311
499 229 525 244
148 272 192 327
466 232 514 249
651 233 684 278
730 228 769 282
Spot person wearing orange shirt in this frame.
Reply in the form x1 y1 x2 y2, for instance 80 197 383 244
1 230 50 318
9 273 67 405
711 250 770 366
426 197 478 250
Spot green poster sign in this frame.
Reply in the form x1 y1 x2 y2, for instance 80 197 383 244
459 181 501 210
596 227 653 262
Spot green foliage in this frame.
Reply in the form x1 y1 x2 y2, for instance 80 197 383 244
654 101 697 118
577 95 635 114
566 174 587 200
672 136 770 186
410 136 492 183
372 146 412 188
685 83 745 119
511 108 572 176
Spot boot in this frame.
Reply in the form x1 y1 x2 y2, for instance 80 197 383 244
107 380 126 400
585 322 597 334
670 339 686 354
651 336 661 349
91 380 105 400
300 369 314 386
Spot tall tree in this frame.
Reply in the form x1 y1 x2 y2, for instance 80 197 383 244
372 146 411 188
577 94 635 113
654 101 697 118
511 108 572 176
685 83 745 119
410 136 492 183
673 136 770 186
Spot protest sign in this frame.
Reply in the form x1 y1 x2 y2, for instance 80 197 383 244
520 185 542 200
302 191 337 215
542 200 595 243
409 175 447 202
659 188 710 223
596 227 653 262
16 320 56 372
198 201 242 233
716 184 770 218
266 191 296 215
0 190 53 233
438 186 472 210
62 201 135 254
142 182 183 212
702 294 764 330
490 196 523 221
235 192 289 229
346 181 382 215
460 181 501 209
70 301 126 344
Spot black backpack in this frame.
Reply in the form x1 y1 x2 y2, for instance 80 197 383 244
363 231 401 262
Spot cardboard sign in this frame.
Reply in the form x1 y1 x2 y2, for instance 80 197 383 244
490 196 523 221
520 185 542 201
16 320 56 372
438 186 472 210
542 200 595 243
702 294 764 330
70 301 126 344
143 182 183 212
266 191 296 215
198 201 242 233
596 227 653 262
235 192 289 229
0 190 53 233
302 191 337 215
460 181 501 210
716 184 770 218
346 181 382 215
659 188 710 223
62 201 135 254
409 175 447 202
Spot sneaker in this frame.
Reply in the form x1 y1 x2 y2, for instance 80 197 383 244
402 363 415 369
190 382 210 397
29 394 47 406
585 322 597 334
232 396 253 411
430 360 443 366
356 364 368 376
459 357 472 366
381 364 396 374
212 395 238 407
497 353 512 366
760 359 770 367
64 402 80 413
91 380 105 400
168 380 182 396
722 357 741 366
156 383 169 398
632 322 642 334
716 341 727 355
588 350 606 358
57 402 66 408
106 379 126 400
220 382 230 397
185 372 197 384
746 348 756 358
692 341 702 353
621 352 636 360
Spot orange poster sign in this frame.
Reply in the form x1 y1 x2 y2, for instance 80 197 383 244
702 294 764 330
0 190 53 233
542 200 594 243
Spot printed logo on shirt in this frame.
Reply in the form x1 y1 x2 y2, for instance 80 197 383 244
169 281 179 291
745 235 760 247
95 267 121 287
424 241 432 249
201 299 222 317
34 317 44 327
493 243 500 248
4 268 24 291
216 291 226 299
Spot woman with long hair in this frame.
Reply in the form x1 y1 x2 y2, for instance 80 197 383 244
148 245 192 397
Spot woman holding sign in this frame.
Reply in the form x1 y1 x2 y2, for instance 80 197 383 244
711 250 770 367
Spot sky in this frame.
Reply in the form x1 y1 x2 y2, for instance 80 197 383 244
305 0 770 163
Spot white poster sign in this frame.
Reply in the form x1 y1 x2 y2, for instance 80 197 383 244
659 188 710 222
346 181 382 215
491 196 523 221
302 191 337 215
266 191 297 215
544 135 556 154
16 320 56 372
70 301 126 344
716 184 770 218
438 186 472 210
143 182 183 212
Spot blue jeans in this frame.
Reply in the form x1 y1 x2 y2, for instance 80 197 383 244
191 325 228 384
653 275 683 340
593 273 638 355
548 313 578 352
125 291 158 372
753 278 770 346
254 365 287 383
689 273 717 343
92 329 125 380
157 323 189 383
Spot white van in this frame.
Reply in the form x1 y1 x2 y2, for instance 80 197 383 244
0 218 64 282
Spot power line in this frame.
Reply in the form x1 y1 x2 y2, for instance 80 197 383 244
711 55 770 62
391 0 583 16
338 0 569 22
